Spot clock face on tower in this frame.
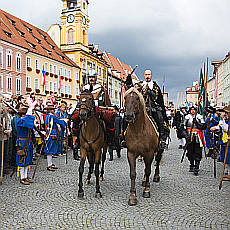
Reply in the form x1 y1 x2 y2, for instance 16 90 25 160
67 14 75 23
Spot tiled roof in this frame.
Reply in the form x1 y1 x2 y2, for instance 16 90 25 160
0 9 79 68
104 51 139 81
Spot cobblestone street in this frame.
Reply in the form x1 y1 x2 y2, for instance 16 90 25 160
0 130 229 229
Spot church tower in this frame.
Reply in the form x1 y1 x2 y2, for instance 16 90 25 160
60 0 90 53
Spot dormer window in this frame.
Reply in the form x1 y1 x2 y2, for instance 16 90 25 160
4 31 12 38
67 0 77 10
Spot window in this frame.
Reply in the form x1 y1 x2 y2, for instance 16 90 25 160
26 76 31 88
54 82 57 92
26 57 31 68
68 70 71 78
61 85 64 93
0 74 3 90
50 82 53 92
65 85 67 94
35 59 39 70
99 67 101 76
76 86 79 96
68 29 74 44
0 47 3 68
7 49 12 69
45 81 48 91
68 85 71 95
16 77 21 92
7 75 12 90
16 53 21 71
64 69 67 76
54 66 57 74
76 72 79 81
60 68 63 76
34 79 39 89
45 62 48 72
50 64 53 73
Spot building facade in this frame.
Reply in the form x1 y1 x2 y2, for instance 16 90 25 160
48 0 109 88
0 40 27 95
186 81 199 106
207 76 216 105
0 9 80 102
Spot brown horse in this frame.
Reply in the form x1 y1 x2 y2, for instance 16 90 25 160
77 91 107 198
124 87 163 206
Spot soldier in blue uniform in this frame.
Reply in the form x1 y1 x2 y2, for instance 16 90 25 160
44 105 67 171
56 102 68 156
204 108 220 158
16 106 35 185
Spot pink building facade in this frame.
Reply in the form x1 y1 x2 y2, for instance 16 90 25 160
0 41 27 96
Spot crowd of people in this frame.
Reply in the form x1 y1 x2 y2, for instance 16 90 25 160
172 104 230 179
0 90 126 185
0 67 229 187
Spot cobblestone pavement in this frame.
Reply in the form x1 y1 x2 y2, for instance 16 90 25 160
0 130 229 230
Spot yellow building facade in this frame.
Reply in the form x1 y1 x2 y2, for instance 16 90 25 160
48 0 109 87
25 52 80 102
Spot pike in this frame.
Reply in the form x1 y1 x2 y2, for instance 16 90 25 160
0 121 4 185
181 95 203 163
219 121 230 190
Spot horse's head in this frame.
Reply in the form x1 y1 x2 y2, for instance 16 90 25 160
78 90 95 121
124 87 144 123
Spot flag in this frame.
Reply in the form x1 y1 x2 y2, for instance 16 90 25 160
198 69 204 114
42 70 46 86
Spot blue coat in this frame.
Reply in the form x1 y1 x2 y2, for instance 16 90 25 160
44 114 67 155
16 115 35 167
204 115 220 148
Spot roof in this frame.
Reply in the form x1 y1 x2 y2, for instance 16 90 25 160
0 9 80 68
104 51 139 81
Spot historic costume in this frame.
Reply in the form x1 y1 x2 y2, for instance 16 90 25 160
16 107 35 185
174 106 187 149
184 106 206 175
204 113 220 158
44 105 67 171
142 80 169 149
56 104 68 156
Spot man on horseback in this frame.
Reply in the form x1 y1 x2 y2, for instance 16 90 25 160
83 69 111 106
141 70 169 149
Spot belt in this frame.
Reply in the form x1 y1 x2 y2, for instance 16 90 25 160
18 137 28 140
187 128 199 132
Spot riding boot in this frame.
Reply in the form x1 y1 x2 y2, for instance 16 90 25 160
194 160 200 176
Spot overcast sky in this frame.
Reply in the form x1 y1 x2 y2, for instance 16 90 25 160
1 0 230 103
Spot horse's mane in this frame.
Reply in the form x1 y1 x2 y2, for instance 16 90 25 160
124 87 147 116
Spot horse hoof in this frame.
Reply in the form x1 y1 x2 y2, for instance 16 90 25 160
128 197 138 206
142 181 146 187
153 177 160 183
99 177 103 182
85 180 90 185
143 191 150 198
95 192 102 198
78 192 84 199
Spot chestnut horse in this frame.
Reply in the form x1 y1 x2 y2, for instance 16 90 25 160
77 91 107 198
124 87 163 206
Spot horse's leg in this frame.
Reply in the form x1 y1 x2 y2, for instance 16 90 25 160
153 149 163 183
143 153 154 198
99 145 107 182
95 150 102 198
128 151 138 206
78 148 87 198
85 154 94 185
